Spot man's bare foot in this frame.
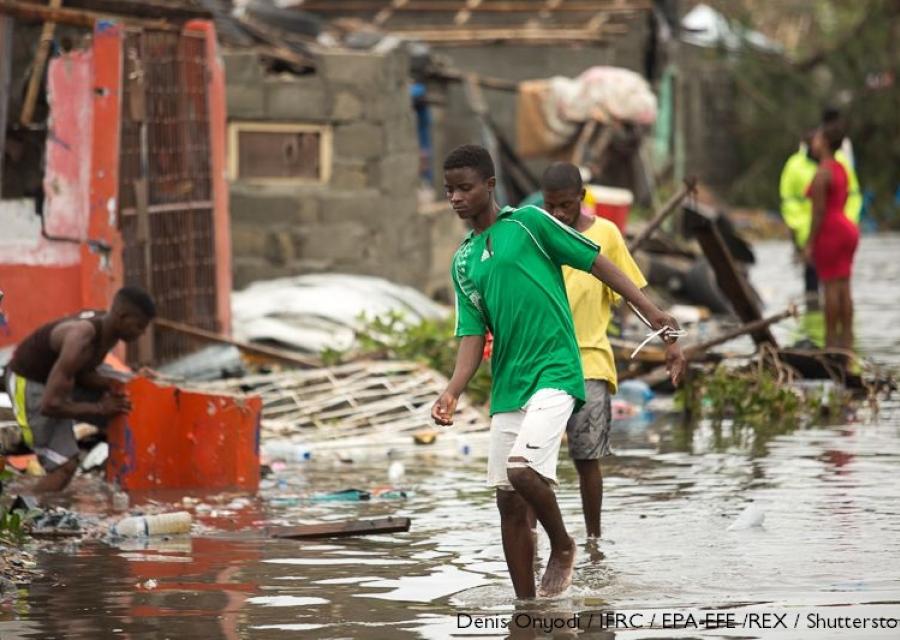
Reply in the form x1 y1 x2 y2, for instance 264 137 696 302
586 537 605 563
538 536 576 597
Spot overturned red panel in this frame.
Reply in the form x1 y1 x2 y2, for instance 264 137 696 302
107 377 262 493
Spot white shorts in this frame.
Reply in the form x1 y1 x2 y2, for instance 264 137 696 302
487 388 576 490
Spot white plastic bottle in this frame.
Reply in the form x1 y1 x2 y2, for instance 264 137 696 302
261 441 312 462
113 511 192 537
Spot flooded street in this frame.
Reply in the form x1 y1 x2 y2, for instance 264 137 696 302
2 236 898 639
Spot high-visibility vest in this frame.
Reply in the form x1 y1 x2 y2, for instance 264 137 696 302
779 147 861 247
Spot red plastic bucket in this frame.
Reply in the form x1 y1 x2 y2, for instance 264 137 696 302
585 185 633 232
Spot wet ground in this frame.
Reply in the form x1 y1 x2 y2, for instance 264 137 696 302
1 236 898 639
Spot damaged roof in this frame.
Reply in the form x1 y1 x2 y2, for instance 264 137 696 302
279 0 651 45
64 0 213 21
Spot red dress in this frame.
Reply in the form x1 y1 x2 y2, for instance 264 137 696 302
808 159 859 282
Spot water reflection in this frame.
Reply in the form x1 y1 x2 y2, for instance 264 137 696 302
0 238 897 639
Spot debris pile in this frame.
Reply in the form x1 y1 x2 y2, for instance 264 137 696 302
203 360 486 454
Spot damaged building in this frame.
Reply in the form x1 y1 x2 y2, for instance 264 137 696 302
0 1 232 364
2 0 744 359
215 0 662 297
222 44 429 292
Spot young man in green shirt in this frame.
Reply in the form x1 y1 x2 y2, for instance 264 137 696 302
431 145 681 599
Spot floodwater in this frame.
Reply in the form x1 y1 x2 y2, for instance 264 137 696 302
2 236 898 639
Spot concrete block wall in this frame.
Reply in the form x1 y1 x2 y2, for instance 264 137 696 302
225 48 431 291
426 23 649 195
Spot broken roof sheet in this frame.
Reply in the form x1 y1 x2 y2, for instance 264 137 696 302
286 0 651 45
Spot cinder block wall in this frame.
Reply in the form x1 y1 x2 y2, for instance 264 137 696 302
224 48 432 291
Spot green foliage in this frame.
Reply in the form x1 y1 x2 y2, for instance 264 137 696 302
1 467 38 545
719 0 900 226
325 311 493 406
0 507 28 545
678 365 810 426
674 363 842 455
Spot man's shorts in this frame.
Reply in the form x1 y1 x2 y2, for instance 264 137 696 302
487 388 575 490
5 371 79 472
566 380 613 461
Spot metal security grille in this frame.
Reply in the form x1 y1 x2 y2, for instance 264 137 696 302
119 29 218 365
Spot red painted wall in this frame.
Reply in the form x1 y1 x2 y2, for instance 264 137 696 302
1 21 231 353
0 38 108 346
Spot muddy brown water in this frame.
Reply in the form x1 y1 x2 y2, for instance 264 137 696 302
1 237 898 639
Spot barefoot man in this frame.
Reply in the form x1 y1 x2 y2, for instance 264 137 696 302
4 286 156 491
542 162 685 540
432 146 681 598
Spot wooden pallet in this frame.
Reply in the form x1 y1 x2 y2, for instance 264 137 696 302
201 360 487 444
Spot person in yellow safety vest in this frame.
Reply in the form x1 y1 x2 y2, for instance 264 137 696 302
780 131 862 307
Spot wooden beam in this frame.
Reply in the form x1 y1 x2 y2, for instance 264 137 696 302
384 25 627 44
429 67 518 91
627 177 697 253
0 0 176 29
233 15 309 67
0 15 12 182
681 203 776 347
683 307 795 359
20 0 62 126
297 1 650 13
65 0 212 22
619 307 796 383
153 317 322 369
268 516 411 540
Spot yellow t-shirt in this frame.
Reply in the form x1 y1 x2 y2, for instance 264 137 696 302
562 217 647 393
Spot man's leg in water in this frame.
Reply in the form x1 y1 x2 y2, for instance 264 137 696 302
566 381 613 538
497 489 537 599
505 389 577 597
507 465 576 597
34 458 78 493
574 459 602 537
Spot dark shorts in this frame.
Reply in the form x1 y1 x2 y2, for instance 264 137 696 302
566 380 613 461
5 372 95 471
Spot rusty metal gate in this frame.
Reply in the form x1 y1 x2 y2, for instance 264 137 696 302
119 29 218 365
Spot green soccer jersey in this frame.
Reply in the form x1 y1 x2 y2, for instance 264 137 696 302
452 205 601 415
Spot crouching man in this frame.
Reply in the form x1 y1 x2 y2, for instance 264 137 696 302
4 286 155 491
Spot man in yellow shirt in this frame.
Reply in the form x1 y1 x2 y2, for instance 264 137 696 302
541 162 684 538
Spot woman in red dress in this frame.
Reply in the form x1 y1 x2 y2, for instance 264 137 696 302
805 121 859 352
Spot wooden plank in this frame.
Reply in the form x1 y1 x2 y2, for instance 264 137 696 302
619 308 795 383
627 177 696 253
66 0 212 22
428 67 518 92
20 0 62 126
0 15 12 183
153 317 322 368
0 0 176 30
570 120 597 165
383 26 627 44
268 516 411 540
299 1 649 13
684 307 795 358
681 202 776 346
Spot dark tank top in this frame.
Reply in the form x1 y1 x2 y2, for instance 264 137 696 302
8 312 105 384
